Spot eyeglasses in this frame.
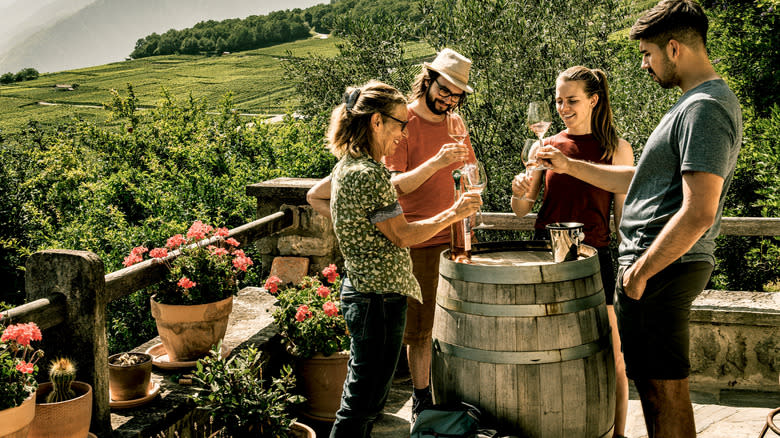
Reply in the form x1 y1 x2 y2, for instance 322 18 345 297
380 112 408 131
434 79 465 102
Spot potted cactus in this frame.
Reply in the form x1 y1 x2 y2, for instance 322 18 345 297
29 358 93 438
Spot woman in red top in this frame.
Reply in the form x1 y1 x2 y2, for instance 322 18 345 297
511 66 634 438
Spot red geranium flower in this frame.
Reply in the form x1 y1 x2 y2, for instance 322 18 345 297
323 301 339 317
322 264 339 283
295 305 313 322
177 277 197 289
316 285 330 298
149 248 168 258
264 276 282 294
166 234 186 249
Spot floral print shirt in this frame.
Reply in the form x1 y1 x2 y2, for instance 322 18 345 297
330 153 422 302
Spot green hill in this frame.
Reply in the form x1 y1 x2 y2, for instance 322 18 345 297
0 36 434 133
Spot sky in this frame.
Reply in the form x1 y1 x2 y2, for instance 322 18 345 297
0 0 326 73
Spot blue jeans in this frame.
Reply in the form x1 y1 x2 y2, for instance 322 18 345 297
329 277 408 438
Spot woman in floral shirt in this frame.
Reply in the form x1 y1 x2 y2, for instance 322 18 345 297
308 80 481 438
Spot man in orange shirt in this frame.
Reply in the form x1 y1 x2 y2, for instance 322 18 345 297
383 48 476 421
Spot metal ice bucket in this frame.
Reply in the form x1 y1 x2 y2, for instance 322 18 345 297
545 222 585 263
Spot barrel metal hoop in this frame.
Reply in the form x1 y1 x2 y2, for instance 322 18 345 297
432 334 611 364
436 289 605 317
439 250 600 285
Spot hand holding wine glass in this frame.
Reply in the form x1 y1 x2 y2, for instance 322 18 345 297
514 139 544 202
463 161 491 229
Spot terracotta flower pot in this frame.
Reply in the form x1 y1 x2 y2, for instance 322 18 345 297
291 421 316 438
108 352 153 401
29 381 92 438
295 350 349 422
150 295 233 362
206 421 316 438
0 391 35 438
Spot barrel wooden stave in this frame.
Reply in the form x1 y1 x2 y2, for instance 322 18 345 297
432 245 615 438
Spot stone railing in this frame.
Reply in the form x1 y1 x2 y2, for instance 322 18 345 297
249 178 780 399
2 208 296 437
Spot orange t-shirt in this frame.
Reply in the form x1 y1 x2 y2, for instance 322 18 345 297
383 107 476 248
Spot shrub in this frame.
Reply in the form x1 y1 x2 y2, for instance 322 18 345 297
191 343 303 437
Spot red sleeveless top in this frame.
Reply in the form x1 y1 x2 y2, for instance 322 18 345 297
535 132 613 248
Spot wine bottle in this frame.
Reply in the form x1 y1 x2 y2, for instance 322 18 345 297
450 170 472 263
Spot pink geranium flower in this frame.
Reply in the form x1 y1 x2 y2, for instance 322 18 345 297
1 322 42 347
316 285 330 298
322 264 339 283
177 277 197 289
232 255 253 272
209 246 229 256
123 221 253 306
187 220 213 240
264 276 282 294
295 305 313 322
15 361 35 374
122 253 143 267
323 301 339 317
166 234 186 249
270 266 348 358
149 248 168 258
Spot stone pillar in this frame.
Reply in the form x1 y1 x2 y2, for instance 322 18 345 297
25 249 111 437
246 178 342 276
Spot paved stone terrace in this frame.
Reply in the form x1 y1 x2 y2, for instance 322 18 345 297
301 376 780 438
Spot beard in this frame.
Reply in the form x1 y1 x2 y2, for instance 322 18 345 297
424 87 452 115
648 55 679 89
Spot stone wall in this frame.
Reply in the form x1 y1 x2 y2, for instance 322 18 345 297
689 290 780 396
247 177 342 276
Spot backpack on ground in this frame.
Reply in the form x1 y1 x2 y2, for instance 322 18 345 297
410 401 481 438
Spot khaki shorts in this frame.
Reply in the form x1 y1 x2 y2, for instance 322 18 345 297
403 244 448 346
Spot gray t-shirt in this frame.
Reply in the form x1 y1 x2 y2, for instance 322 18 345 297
618 79 742 266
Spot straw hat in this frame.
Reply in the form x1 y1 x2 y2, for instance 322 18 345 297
424 48 474 94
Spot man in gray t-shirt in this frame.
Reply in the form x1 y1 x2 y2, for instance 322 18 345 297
618 78 742 265
535 1 742 436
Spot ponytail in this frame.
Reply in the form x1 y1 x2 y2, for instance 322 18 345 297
327 80 406 159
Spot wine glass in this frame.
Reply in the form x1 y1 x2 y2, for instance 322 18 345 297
447 111 468 145
515 139 545 202
527 100 552 143
463 161 490 229
521 138 551 172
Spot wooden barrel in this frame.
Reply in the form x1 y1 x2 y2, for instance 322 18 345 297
432 241 615 438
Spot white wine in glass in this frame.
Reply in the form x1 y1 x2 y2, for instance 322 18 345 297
463 161 490 229
527 100 552 142
515 139 544 202
447 111 468 144
521 138 551 172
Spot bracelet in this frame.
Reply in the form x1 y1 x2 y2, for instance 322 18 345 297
511 195 532 202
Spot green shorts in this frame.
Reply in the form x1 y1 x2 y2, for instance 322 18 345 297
615 261 713 380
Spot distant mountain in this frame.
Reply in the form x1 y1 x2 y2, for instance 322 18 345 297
0 0 96 55
0 0 325 74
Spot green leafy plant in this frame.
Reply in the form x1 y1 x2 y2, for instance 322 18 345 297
122 221 254 305
191 343 303 437
267 265 349 359
0 315 43 409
